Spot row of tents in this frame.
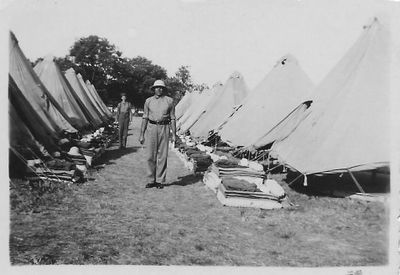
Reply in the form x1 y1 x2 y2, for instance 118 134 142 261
175 17 390 185
9 31 116 180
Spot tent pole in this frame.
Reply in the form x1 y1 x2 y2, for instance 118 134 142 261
348 170 365 193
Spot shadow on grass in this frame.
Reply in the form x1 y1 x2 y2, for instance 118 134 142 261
165 174 203 187
96 146 141 165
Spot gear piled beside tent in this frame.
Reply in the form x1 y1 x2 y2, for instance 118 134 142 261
64 68 104 127
217 55 314 148
189 72 249 138
178 83 223 134
33 55 91 130
9 31 118 183
271 18 390 176
172 135 289 209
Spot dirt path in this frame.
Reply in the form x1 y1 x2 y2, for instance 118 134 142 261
9 117 388 266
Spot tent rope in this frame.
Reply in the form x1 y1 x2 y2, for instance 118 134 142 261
287 173 305 187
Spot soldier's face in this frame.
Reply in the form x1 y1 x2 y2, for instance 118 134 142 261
154 87 163 96
121 95 126 101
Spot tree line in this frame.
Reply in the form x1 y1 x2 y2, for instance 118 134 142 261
33 35 209 108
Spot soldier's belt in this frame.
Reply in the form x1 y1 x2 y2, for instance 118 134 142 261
148 119 170 125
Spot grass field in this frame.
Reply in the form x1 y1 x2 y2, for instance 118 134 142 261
9 118 389 266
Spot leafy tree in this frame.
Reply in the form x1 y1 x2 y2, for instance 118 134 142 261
53 35 209 108
30 57 43 67
175 65 193 92
124 56 168 107
68 35 120 92
55 56 77 73
193 83 209 92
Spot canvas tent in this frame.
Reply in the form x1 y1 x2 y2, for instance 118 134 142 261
9 75 60 154
9 31 77 135
64 68 103 127
190 72 248 138
178 84 221 134
9 96 52 177
76 74 108 122
86 81 113 118
176 91 195 120
217 55 313 147
271 18 390 175
9 101 43 154
34 56 91 130
252 100 312 149
83 78 109 120
177 90 201 128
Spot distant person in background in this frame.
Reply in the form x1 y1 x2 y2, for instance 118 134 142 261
116 93 132 149
139 80 176 189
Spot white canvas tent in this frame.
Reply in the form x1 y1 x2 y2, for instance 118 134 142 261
89 83 113 117
64 68 103 127
217 55 313 147
34 55 91 129
176 91 195 120
77 74 108 122
9 32 77 135
252 100 312 149
85 80 113 118
190 72 248 138
178 83 222 134
271 18 390 175
177 90 202 131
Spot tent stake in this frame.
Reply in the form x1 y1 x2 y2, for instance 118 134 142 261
348 170 365 193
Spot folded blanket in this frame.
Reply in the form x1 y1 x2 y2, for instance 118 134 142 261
215 159 243 169
186 148 200 156
46 159 75 171
77 141 92 149
222 177 260 192
190 153 211 160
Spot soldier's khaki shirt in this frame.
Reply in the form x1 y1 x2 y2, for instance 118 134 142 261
143 95 175 122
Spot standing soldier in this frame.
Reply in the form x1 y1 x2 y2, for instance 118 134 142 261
116 93 132 149
139 80 176 189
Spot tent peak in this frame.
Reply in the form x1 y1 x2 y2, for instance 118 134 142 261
229 71 243 79
43 54 55 61
212 81 223 88
274 54 298 67
363 16 380 30
9 31 18 44
65 68 76 74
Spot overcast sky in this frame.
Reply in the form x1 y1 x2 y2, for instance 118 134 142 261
1 0 397 89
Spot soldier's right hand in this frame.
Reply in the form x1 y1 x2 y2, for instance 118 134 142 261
139 136 145 144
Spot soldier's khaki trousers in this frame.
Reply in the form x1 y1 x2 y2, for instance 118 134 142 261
118 113 129 148
145 123 170 183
